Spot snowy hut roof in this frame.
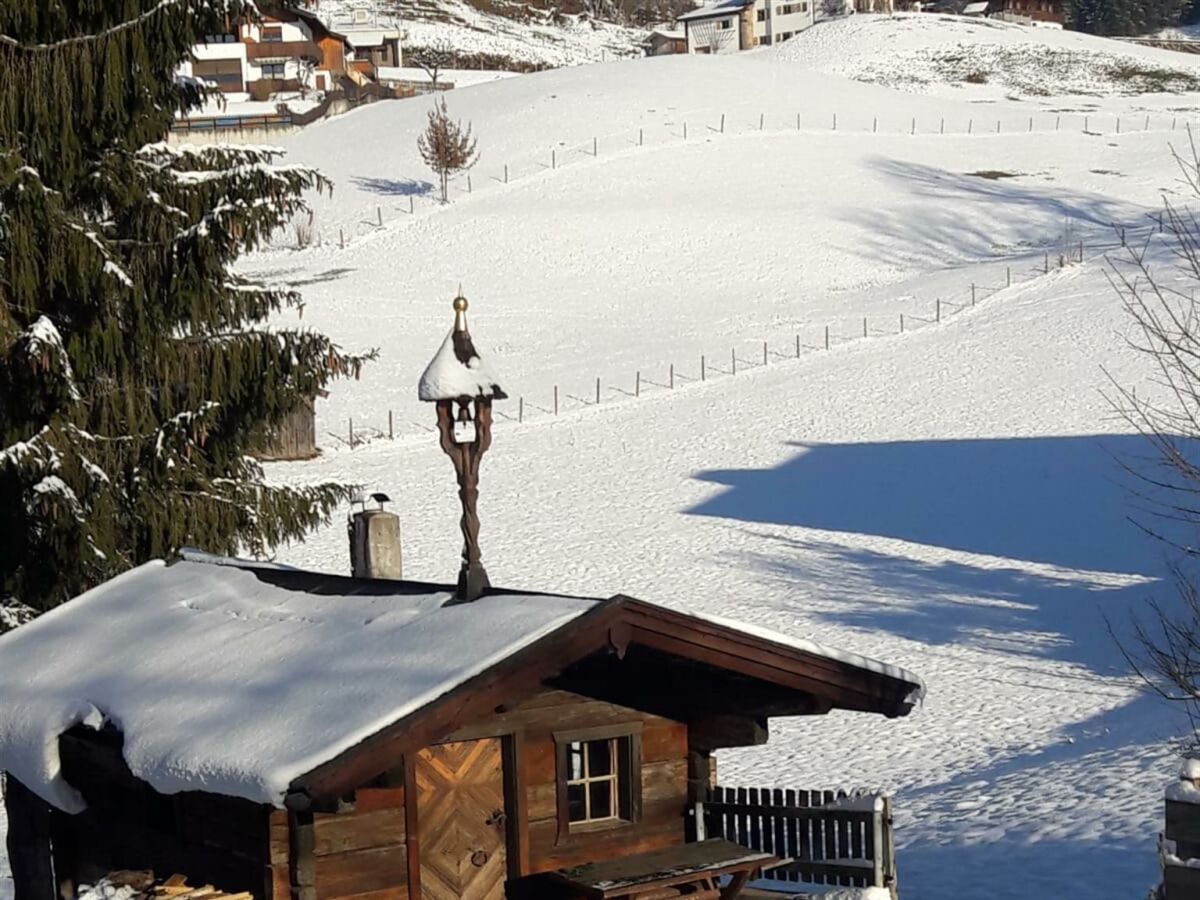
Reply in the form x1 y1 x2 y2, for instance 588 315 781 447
0 556 596 813
0 554 923 813
677 0 751 22
417 296 505 402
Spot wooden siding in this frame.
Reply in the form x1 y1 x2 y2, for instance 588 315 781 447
443 687 690 876
310 789 409 900
250 398 317 462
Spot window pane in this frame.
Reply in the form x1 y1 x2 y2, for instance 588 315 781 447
587 739 614 777
589 780 613 820
569 743 584 780
567 783 586 822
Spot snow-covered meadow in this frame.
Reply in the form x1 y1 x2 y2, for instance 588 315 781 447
8 13 1200 900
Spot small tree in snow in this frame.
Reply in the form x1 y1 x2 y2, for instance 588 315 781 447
411 39 455 89
418 98 479 203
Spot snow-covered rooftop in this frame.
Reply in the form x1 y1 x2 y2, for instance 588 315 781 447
677 0 750 21
0 557 598 812
0 551 923 814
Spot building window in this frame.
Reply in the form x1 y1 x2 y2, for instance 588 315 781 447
757 8 767 19
555 725 642 836
261 25 283 42
259 62 286 78
720 19 732 28
203 32 238 43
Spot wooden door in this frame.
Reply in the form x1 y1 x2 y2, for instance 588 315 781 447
416 738 508 900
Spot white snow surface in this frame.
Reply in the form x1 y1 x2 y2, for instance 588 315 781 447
9 14 1200 900
417 327 504 400
0 559 599 810
778 14 1200 98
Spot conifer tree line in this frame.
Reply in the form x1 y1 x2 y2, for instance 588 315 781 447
0 0 372 614
1067 0 1187 35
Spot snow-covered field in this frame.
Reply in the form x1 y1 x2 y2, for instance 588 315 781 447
8 14 1200 900
311 0 647 67
781 13 1200 98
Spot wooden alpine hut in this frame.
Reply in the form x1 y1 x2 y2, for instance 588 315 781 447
0 297 923 900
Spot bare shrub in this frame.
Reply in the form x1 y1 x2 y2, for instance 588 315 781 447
417 97 479 203
293 212 315 249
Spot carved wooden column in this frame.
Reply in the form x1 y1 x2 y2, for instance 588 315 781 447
419 295 505 604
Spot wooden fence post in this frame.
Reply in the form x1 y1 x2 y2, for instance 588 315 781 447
873 116 877 133
377 206 383 226
721 113 726 133
968 118 972 134
504 163 509 183
731 348 736 375
760 112 764 131
554 385 559 415
1006 266 1011 287
636 370 641 397
971 283 976 306
339 227 344 249
701 355 706 382
900 313 904 333
388 410 394 439
552 149 556 169
795 334 800 358
825 325 830 350
349 418 354 447
639 128 643 146
593 136 597 156
410 196 414 214
833 113 837 131
762 341 768 365
467 174 472 193
863 317 868 338
940 117 944 134
595 376 600 404
670 363 674 389
936 299 941 322
518 397 524 423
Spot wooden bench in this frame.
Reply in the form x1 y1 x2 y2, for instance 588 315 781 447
537 839 779 900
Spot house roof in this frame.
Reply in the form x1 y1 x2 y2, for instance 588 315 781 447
650 27 687 39
677 0 751 21
0 552 923 813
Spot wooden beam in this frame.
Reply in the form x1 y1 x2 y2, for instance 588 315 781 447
3 775 57 900
687 716 768 752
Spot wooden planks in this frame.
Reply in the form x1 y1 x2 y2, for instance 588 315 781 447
703 785 892 891
415 739 507 900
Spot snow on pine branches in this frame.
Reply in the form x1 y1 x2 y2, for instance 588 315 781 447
0 1 374 610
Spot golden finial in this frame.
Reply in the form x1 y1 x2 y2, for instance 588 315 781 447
453 293 468 332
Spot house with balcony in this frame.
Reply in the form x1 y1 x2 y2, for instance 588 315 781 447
679 0 814 53
181 7 352 101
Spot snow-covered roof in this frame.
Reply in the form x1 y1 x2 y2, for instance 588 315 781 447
417 301 505 402
650 28 686 40
0 557 598 812
0 552 924 814
962 2 990 13
343 29 401 48
677 0 750 21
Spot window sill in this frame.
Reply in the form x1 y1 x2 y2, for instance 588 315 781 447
567 817 632 836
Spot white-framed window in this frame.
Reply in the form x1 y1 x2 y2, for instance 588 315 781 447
259 62 286 78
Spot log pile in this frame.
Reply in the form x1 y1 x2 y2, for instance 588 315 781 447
92 871 253 900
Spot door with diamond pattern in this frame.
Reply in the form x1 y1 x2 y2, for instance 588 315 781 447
416 738 509 900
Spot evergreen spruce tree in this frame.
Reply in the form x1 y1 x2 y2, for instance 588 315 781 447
1067 0 1186 34
0 1 372 612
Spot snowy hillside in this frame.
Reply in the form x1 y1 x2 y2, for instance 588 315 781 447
7 13 1200 900
238 29 1200 898
779 14 1200 99
309 0 647 68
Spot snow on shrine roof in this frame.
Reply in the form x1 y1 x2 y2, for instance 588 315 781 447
0 557 598 812
417 329 504 402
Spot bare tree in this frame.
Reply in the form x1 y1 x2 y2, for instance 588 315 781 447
417 97 479 203
1107 132 1200 743
411 38 456 90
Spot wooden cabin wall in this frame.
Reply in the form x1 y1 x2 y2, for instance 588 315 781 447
53 731 271 898
296 785 410 900
445 687 690 875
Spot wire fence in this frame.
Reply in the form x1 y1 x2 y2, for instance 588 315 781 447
276 108 1198 252
318 216 1165 451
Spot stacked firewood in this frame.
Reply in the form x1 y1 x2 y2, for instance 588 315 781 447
90 871 253 900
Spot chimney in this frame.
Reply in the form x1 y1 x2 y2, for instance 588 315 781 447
348 491 403 580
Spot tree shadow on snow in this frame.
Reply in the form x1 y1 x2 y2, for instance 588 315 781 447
688 435 1195 675
842 157 1152 268
349 176 434 197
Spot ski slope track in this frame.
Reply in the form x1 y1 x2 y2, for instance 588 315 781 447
8 15 1200 900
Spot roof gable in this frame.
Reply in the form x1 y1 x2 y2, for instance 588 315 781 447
0 556 922 813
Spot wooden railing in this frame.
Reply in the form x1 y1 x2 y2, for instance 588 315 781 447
246 40 322 62
702 785 897 895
